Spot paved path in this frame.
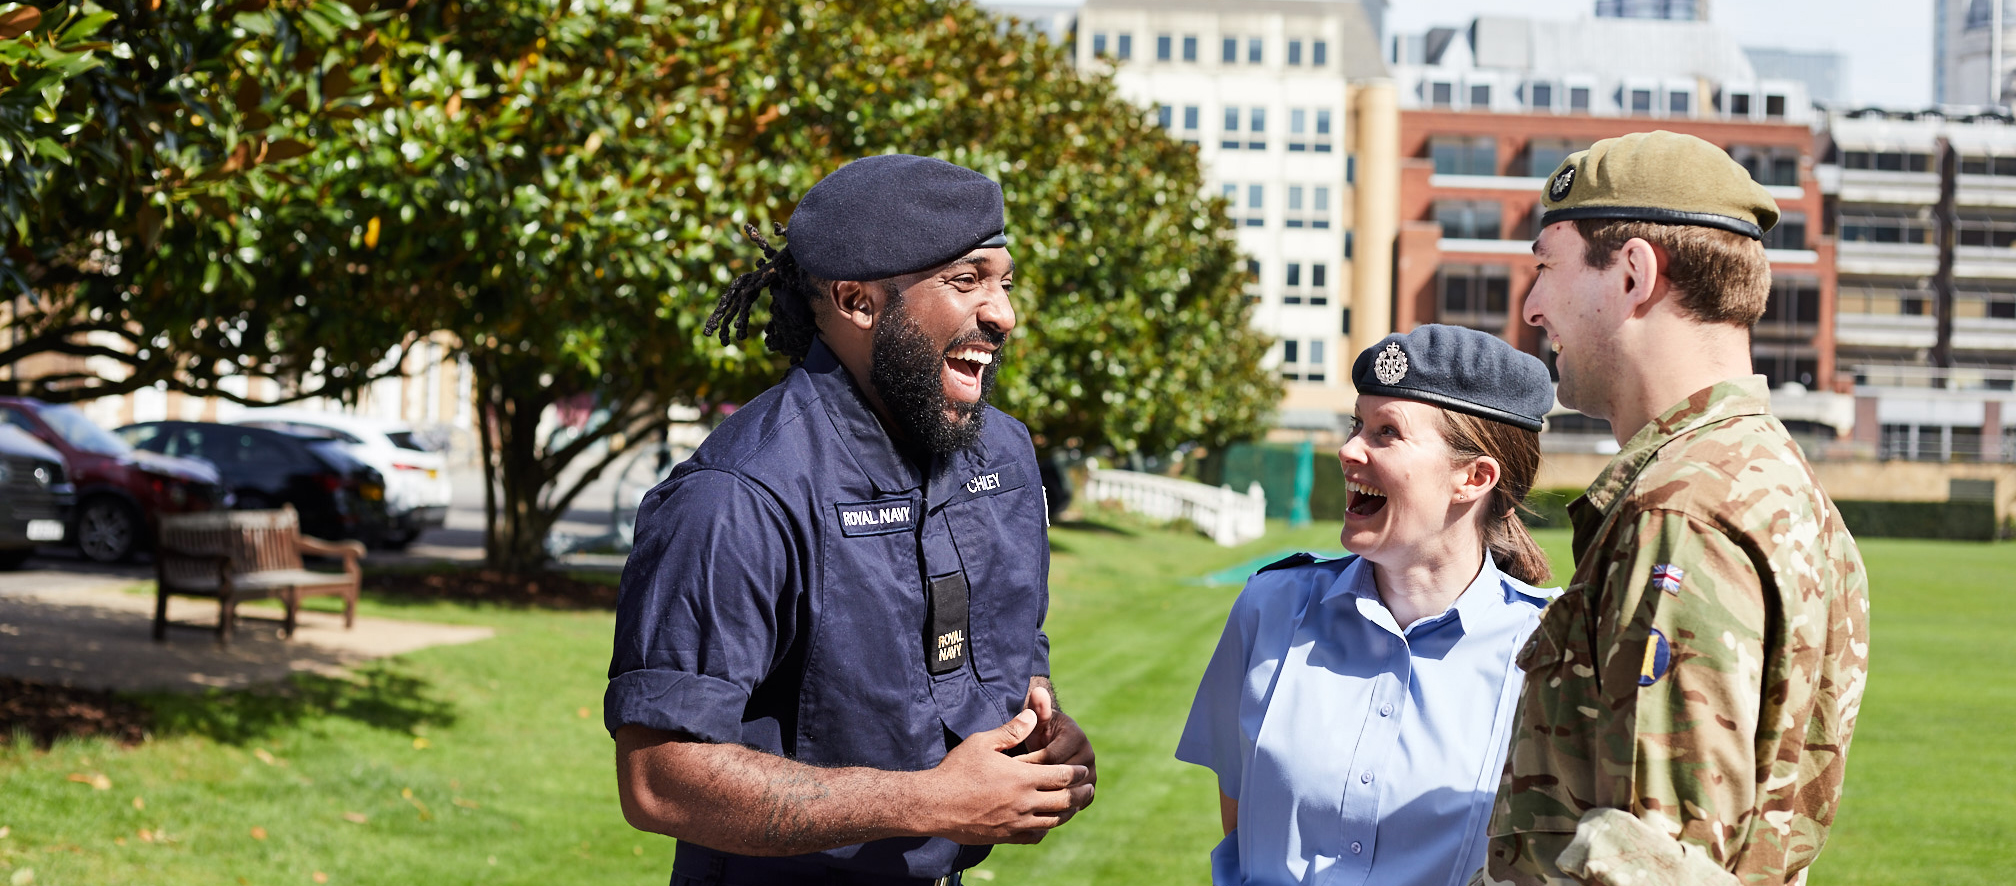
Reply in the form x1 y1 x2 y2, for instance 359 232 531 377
0 574 493 693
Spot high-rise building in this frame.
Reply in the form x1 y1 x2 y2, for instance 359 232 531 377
1593 0 1707 22
1074 0 1398 430
1389 14 1844 448
1935 0 2016 106
1746 47 1847 106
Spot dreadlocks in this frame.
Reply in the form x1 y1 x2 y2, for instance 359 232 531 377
702 223 823 362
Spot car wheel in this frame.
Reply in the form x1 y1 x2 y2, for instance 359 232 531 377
0 548 32 571
77 498 140 563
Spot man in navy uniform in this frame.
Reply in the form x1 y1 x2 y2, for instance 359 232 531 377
606 154 1096 886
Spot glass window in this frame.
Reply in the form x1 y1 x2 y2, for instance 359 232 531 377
1286 263 1302 286
1158 105 1173 129
1570 86 1591 111
1289 40 1302 65
1248 184 1264 209
1631 89 1653 113
1224 106 1240 131
1093 33 1108 57
1157 34 1172 61
1437 264 1512 326
1763 212 1807 250
1345 153 1355 182
1250 107 1266 133
1316 109 1332 135
1117 34 1132 60
1309 340 1326 372
1429 136 1497 175
1249 108 1266 149
1730 92 1752 115
1183 105 1199 129
1283 340 1299 363
1249 37 1262 63
1313 40 1327 66
1183 35 1197 61
1527 138 1586 177
1312 187 1331 228
1431 82 1453 107
1312 264 1328 288
1470 84 1490 107
1531 82 1553 110
1288 186 1304 211
39 404 130 456
1222 37 1237 63
1765 94 1786 117
1344 230 1354 258
1291 108 1306 134
1669 91 1690 114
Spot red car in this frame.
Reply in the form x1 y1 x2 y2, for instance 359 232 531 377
0 397 226 562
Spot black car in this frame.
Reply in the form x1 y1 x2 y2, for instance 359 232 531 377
116 421 390 544
0 424 74 569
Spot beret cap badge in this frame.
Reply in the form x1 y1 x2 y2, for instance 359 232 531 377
1548 165 1576 202
1373 342 1409 385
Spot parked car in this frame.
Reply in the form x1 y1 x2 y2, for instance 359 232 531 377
0 397 224 563
0 423 75 569
231 408 452 549
116 421 391 545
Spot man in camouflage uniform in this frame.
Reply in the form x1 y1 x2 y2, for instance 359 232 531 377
1476 131 1871 886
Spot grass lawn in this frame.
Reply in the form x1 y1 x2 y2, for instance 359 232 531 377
2 522 2011 884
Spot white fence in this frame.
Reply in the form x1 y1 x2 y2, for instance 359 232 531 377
1082 467 1267 547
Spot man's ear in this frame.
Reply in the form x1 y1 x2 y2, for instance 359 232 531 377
1618 237 1666 314
829 280 882 332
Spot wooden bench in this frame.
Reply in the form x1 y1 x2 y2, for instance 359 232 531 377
154 506 365 644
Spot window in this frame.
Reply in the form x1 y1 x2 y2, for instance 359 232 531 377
1957 212 2016 248
1312 40 1327 66
1284 262 1303 303
1840 151 1932 172
1345 151 1354 181
1289 39 1303 65
1280 339 1327 382
1248 107 1266 150
1158 105 1173 130
1092 32 1108 57
1470 84 1491 108
1431 82 1454 107
1311 186 1331 229
1316 109 1333 153
1754 346 1820 391
1116 34 1132 60
1437 264 1511 327
1731 145 1801 187
1247 183 1265 226
1182 105 1199 131
1765 94 1786 117
1530 82 1554 111
1248 37 1262 63
1630 88 1654 114
1183 35 1197 62
1527 138 1587 177
1244 258 1261 303
1222 37 1237 63
1157 34 1172 61
1429 136 1496 176
1290 109 1307 151
1729 92 1752 116
1287 186 1306 228
1764 212 1807 250
1310 264 1329 305
1340 308 1352 334
1669 90 1690 115
1569 86 1592 112
1839 207 1933 244
1222 106 1240 149
1281 340 1300 380
1343 231 1354 259
1435 200 1503 239
1308 340 1326 382
1758 276 1822 336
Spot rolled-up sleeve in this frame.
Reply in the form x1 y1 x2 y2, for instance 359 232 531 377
604 468 796 744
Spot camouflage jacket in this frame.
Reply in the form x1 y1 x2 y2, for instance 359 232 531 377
1476 377 1870 886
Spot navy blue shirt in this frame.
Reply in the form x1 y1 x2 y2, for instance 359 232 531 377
605 337 1052 880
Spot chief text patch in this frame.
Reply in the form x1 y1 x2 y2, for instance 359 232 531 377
835 497 916 537
944 461 1027 507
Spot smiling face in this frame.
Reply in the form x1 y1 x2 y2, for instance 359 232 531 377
867 247 1017 453
1526 221 1627 420
1338 396 1489 566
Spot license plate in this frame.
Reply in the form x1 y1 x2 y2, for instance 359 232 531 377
26 519 63 541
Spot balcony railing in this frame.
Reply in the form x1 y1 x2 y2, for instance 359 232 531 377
1852 363 2016 391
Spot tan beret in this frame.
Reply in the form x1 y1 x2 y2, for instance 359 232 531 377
1538 130 1779 239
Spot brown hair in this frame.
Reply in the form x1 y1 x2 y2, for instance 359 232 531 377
1572 218 1771 326
1440 410 1550 585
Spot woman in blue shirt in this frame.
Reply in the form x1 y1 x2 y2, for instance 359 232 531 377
1178 325 1560 886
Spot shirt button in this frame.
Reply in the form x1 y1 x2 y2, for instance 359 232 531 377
1351 841 1363 855
1379 703 1394 717
1360 770 1374 784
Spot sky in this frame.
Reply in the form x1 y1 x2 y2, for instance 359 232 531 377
996 0 1939 108
1384 0 1934 108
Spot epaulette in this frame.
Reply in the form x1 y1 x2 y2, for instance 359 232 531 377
1256 552 1320 574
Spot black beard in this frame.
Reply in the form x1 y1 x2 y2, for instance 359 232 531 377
868 289 1002 455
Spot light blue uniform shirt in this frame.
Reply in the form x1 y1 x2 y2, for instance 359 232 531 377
1176 553 1554 886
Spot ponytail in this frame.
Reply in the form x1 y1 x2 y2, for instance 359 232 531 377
1440 410 1552 586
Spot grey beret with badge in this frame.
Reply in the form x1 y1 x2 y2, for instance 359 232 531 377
1538 130 1779 240
786 154 1009 282
1352 325 1555 432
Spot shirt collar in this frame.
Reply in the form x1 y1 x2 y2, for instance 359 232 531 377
1581 375 1773 518
802 336 922 495
1322 550 1513 635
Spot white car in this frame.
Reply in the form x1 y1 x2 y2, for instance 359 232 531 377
232 408 453 549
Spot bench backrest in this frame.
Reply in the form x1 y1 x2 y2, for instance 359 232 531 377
158 507 304 586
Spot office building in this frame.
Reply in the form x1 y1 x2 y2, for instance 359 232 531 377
1936 0 2016 107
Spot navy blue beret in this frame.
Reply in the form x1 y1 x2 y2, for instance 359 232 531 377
1351 325 1554 432
785 154 1008 282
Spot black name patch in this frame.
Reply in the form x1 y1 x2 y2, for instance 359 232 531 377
835 497 916 537
926 572 971 675
945 462 1028 507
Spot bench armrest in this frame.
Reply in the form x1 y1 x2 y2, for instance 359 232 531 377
296 534 366 566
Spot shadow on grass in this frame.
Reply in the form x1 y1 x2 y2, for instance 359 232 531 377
143 662 457 745
1051 520 1137 536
